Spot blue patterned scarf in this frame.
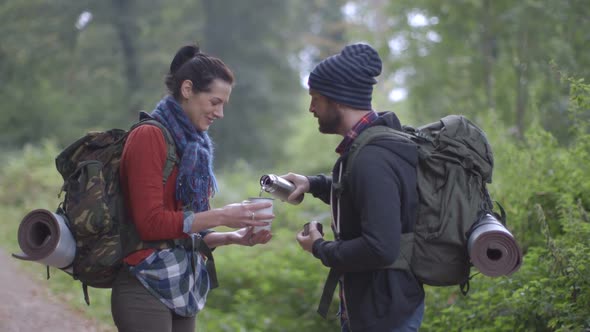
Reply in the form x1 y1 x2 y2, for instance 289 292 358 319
150 95 218 212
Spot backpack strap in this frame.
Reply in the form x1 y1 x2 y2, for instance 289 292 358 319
316 268 341 318
341 125 413 192
121 115 180 257
343 126 422 273
176 236 219 289
131 112 178 185
123 113 219 288
317 125 415 317
343 127 418 272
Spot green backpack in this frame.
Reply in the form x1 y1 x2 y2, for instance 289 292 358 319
318 115 499 317
54 113 216 304
344 115 497 286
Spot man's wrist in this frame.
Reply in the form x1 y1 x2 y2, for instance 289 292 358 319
311 238 323 258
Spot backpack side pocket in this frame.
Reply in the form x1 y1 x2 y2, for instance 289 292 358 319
64 161 112 237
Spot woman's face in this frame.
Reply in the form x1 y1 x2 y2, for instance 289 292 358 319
180 78 232 131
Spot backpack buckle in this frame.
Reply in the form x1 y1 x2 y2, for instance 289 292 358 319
332 181 344 199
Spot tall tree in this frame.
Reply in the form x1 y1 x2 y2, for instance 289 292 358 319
0 0 353 169
200 1 305 166
0 0 89 146
110 0 141 117
352 0 590 139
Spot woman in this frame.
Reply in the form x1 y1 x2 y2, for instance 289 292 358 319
111 44 273 332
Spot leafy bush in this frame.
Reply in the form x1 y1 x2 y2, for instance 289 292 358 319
421 78 590 331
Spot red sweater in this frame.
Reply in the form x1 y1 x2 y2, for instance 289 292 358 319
119 125 186 265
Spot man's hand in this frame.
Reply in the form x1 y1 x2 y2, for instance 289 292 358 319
296 220 323 253
280 172 309 205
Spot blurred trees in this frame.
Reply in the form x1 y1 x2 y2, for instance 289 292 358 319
1 0 588 162
348 0 589 140
200 1 304 165
2 1 590 331
0 0 86 146
0 0 347 166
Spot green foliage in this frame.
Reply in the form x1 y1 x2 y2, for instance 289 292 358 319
420 77 590 331
0 140 62 208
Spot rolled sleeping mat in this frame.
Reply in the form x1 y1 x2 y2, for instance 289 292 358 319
468 213 522 277
12 209 76 272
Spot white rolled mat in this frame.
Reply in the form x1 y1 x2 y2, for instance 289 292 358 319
468 213 522 277
12 209 76 271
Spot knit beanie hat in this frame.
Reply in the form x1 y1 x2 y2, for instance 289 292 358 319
308 43 382 110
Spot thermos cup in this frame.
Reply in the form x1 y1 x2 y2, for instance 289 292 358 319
259 174 299 202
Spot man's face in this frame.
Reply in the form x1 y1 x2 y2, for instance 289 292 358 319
309 90 341 134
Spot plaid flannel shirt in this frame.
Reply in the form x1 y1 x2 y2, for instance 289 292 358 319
129 212 210 317
335 111 379 155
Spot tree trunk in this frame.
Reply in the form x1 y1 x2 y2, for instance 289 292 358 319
111 0 140 119
481 0 496 112
514 29 529 140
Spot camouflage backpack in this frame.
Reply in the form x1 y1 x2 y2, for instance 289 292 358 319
54 113 186 304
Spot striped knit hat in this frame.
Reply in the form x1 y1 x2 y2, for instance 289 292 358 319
308 43 382 110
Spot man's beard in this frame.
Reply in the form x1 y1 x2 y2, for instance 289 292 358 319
318 107 342 134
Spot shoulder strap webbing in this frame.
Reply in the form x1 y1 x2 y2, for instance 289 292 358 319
341 126 412 190
176 236 219 289
122 116 179 254
317 125 414 318
126 114 219 288
139 120 177 185
130 113 178 185
316 269 341 318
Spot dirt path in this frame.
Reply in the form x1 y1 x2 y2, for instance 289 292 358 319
0 249 114 332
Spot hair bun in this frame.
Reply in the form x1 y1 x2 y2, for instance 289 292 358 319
169 44 201 75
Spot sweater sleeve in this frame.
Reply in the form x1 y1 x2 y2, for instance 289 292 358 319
120 125 185 241
312 145 402 271
307 174 332 204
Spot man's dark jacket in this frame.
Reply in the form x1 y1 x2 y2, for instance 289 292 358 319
308 112 425 332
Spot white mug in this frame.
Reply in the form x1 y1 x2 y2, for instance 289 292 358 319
243 197 274 233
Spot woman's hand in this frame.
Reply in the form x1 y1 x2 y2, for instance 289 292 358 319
218 201 274 229
190 201 274 234
280 172 309 205
228 227 272 247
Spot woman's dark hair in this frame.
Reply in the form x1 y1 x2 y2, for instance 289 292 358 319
165 44 235 99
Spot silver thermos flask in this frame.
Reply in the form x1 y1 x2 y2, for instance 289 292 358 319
260 174 298 202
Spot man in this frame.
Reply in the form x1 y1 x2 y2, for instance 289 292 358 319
283 43 425 331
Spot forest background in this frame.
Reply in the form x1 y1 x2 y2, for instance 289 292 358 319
1 0 589 331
